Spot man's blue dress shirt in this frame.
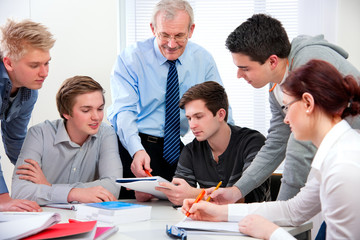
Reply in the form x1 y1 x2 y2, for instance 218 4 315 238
107 37 233 157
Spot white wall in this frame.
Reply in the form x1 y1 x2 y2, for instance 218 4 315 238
0 0 119 191
338 0 360 68
0 0 359 195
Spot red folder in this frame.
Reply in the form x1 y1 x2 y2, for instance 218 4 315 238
94 226 118 240
23 220 97 240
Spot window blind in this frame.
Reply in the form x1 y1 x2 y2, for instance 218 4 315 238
120 0 336 143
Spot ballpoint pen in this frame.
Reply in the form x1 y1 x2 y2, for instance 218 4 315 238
206 181 222 202
185 189 206 217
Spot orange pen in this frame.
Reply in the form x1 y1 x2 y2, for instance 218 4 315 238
185 189 206 217
144 169 153 177
206 181 222 202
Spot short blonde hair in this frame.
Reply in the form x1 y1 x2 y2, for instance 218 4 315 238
0 18 55 61
56 76 104 121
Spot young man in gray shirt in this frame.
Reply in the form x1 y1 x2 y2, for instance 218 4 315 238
12 76 123 205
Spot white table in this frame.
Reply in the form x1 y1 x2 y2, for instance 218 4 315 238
43 200 312 240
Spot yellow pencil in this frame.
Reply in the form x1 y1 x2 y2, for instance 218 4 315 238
206 181 222 202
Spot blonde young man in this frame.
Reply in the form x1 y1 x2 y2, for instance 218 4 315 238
107 0 232 201
0 19 55 211
11 76 123 205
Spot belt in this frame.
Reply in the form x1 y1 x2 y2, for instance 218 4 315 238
139 133 164 144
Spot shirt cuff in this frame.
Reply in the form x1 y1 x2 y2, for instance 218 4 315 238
0 175 9 194
270 227 295 240
51 185 73 203
128 134 145 157
228 204 249 222
234 176 259 199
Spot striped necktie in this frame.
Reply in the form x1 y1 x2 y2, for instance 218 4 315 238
163 60 180 165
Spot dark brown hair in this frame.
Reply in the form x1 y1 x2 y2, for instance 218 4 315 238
179 81 229 121
281 59 360 119
226 14 290 64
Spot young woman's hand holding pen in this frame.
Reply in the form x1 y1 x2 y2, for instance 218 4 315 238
181 199 228 222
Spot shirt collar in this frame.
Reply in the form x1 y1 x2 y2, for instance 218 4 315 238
19 87 32 102
1 61 32 102
54 120 98 146
0 61 9 80
312 120 352 170
0 61 11 88
153 37 185 66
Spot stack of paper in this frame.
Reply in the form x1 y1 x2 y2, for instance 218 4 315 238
76 201 152 225
0 212 60 240
116 176 171 199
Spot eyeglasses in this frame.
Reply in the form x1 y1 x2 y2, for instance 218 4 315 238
281 99 300 113
157 32 188 43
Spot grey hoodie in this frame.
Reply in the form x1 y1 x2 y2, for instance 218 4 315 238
289 35 359 76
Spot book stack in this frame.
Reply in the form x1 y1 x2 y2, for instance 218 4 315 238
76 201 152 225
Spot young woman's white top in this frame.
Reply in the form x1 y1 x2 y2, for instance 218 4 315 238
228 120 360 239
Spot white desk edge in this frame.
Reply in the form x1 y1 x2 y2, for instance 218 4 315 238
43 200 312 240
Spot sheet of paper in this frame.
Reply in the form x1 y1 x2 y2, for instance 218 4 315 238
116 176 171 199
175 218 245 235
